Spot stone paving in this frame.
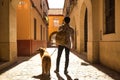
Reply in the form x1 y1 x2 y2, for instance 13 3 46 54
0 48 120 80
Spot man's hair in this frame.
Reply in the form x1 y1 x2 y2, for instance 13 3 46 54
64 17 70 23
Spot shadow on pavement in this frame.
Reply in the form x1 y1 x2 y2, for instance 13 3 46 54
55 72 64 80
81 62 90 66
72 50 120 80
65 73 72 80
92 64 120 80
33 74 50 80
0 55 35 74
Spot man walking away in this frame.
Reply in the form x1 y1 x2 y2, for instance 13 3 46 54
55 16 74 74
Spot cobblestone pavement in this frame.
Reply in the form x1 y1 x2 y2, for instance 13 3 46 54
0 48 120 80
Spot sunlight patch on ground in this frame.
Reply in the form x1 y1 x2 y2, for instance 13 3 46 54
0 48 118 80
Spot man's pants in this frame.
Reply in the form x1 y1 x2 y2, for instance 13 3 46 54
56 45 70 71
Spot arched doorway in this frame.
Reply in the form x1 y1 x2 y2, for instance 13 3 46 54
80 0 99 63
79 2 88 53
51 33 57 46
79 0 100 63
49 32 57 47
84 8 88 52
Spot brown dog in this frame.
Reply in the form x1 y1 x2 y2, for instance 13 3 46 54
36 47 51 76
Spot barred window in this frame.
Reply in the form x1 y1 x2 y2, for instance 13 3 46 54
104 0 115 34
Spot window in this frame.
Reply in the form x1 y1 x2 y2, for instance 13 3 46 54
34 18 37 40
43 27 46 40
104 0 115 34
40 3 42 9
53 18 59 27
40 25 42 40
40 0 42 9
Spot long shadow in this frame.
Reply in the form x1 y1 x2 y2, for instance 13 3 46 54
33 72 73 80
71 50 120 80
0 54 37 74
55 72 64 80
92 64 120 80
65 73 72 80
33 74 50 80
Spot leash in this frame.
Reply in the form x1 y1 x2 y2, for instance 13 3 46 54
50 48 57 56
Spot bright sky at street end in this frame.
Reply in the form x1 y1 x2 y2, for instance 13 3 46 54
48 0 65 9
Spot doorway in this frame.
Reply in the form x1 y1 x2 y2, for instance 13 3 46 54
84 8 88 52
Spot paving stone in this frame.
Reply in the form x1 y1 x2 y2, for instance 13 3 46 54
0 48 120 80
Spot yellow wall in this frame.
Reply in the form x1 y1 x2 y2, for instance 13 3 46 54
17 0 48 56
65 0 120 73
17 0 31 40
48 15 64 38
17 0 47 41
0 0 18 70
99 0 120 72
31 8 47 41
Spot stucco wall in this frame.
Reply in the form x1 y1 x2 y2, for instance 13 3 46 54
67 0 120 73
99 0 120 73
0 0 10 61
9 1 18 61
17 0 47 56
48 15 64 38
17 0 31 40
100 42 120 72
31 7 47 41
0 0 17 69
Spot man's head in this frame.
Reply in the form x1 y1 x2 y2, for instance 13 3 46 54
64 17 70 24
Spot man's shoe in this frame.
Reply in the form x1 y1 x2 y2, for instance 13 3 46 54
54 70 59 73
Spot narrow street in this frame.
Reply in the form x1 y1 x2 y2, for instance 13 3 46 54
0 0 120 80
0 48 120 80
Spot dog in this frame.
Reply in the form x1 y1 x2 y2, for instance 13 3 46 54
36 47 51 76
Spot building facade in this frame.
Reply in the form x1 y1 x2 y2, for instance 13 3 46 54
0 0 49 70
63 0 120 73
17 0 49 56
0 0 19 70
48 9 64 46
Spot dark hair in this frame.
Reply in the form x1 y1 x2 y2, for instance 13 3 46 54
64 17 70 23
